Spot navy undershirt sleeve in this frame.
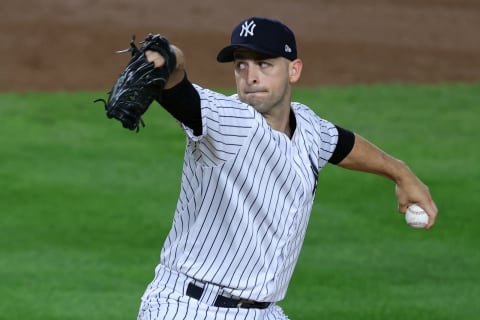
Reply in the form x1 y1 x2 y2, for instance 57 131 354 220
158 75 202 136
328 126 355 164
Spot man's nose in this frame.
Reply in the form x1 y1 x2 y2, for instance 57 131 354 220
247 64 259 84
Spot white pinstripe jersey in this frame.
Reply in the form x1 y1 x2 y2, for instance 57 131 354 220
158 84 339 303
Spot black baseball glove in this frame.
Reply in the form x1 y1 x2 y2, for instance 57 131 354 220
95 34 176 132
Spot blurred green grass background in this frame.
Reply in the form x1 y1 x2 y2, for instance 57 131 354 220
1 84 479 319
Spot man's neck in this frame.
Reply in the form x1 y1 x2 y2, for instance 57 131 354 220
264 107 296 139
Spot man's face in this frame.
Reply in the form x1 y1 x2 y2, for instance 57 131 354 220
233 49 293 115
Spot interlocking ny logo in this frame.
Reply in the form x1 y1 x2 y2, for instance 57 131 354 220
240 20 256 37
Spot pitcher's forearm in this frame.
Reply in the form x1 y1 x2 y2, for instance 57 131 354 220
336 133 409 182
337 133 437 228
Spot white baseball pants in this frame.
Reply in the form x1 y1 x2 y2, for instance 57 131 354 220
137 264 289 320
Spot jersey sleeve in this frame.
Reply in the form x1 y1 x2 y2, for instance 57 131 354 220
293 102 353 169
315 120 355 166
328 126 355 164
160 77 254 166
317 118 340 165
184 85 255 167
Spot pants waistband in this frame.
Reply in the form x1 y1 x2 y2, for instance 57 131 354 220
186 282 270 309
147 265 270 309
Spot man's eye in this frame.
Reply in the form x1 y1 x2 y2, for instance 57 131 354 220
237 62 246 70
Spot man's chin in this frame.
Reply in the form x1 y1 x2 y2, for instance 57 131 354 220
245 96 264 107
239 94 267 111
247 100 262 109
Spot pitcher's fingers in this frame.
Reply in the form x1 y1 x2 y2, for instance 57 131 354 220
423 200 438 230
145 50 165 67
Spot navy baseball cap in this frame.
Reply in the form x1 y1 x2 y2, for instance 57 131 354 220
217 17 297 63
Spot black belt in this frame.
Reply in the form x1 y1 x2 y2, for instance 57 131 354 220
186 282 271 309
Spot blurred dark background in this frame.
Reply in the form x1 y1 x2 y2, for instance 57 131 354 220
1 0 479 91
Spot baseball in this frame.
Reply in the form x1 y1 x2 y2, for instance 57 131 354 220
405 204 429 228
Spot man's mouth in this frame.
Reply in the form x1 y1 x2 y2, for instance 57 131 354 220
245 90 267 95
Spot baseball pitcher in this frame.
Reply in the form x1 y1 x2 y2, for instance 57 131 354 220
96 16 438 320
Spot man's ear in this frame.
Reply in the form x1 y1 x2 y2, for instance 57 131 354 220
289 59 303 83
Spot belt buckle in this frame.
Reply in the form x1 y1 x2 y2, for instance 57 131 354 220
236 299 255 308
